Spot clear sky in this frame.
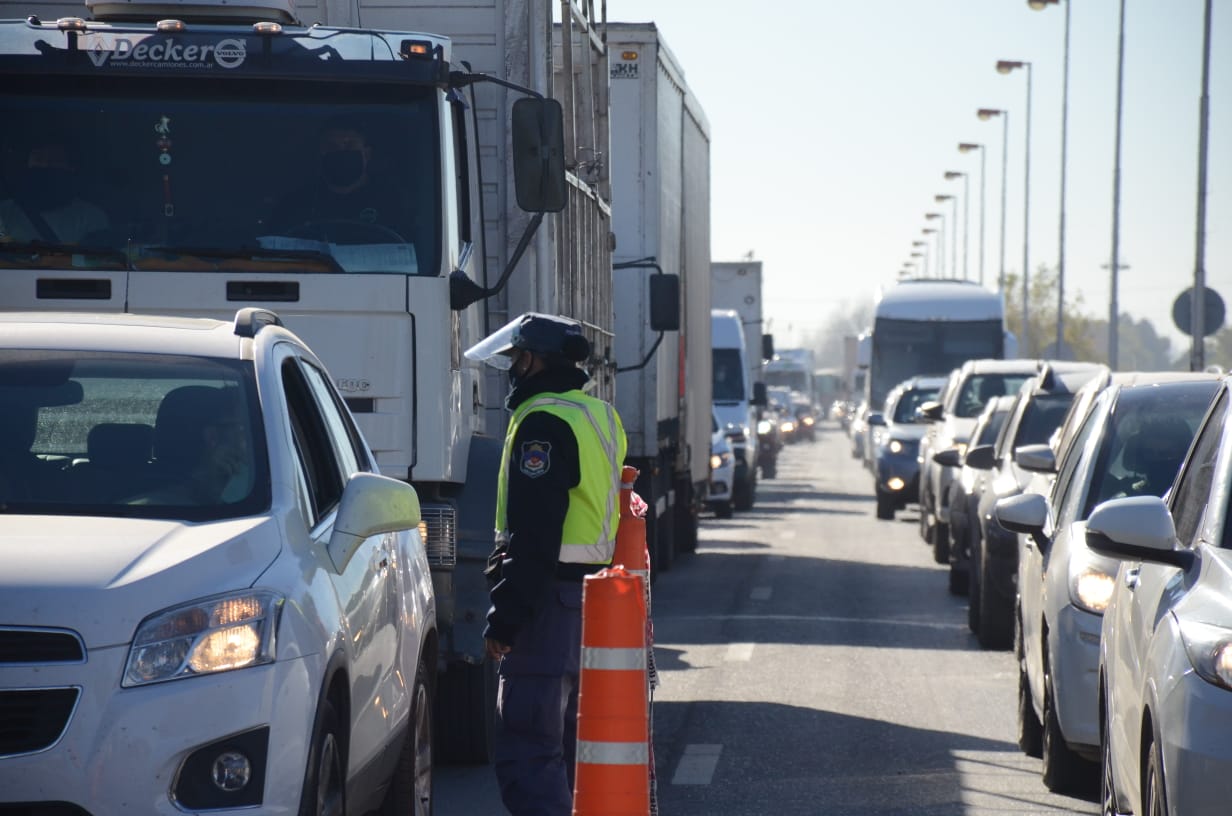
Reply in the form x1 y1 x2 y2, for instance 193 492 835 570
607 0 1231 355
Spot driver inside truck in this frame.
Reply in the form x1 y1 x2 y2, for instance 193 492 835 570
267 119 415 244
0 138 109 245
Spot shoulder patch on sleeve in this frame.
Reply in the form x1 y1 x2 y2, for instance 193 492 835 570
519 441 551 478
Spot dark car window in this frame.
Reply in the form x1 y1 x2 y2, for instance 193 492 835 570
282 357 345 524
1053 403 1103 521
976 406 1010 447
1014 393 1075 448
0 349 269 520
1174 391 1228 547
892 387 940 424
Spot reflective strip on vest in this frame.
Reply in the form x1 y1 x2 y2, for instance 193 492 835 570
495 392 624 565
581 647 647 671
576 740 650 766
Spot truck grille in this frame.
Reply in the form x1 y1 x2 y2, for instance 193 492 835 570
0 629 85 664
0 688 81 757
420 503 457 568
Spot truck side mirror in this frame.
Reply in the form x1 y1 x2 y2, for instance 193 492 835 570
762 333 774 361
649 274 680 331
511 97 567 213
752 381 768 407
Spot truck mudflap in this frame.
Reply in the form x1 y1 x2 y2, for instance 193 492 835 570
432 433 502 764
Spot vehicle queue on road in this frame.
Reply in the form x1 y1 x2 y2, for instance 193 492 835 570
858 353 1232 814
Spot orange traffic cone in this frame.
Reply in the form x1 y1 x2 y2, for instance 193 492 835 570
613 466 650 586
572 567 650 816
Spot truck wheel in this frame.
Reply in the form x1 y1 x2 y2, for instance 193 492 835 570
931 522 950 564
382 656 434 815
714 500 734 519
875 492 895 520
733 473 755 511
947 564 968 596
675 478 699 553
433 658 495 764
761 459 777 480
654 503 676 573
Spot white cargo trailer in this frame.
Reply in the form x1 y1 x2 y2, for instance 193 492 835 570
608 23 712 571
0 0 612 763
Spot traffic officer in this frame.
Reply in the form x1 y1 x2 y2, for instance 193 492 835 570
465 312 627 816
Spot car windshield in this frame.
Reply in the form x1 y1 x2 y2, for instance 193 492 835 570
954 373 1033 418
0 350 270 521
0 77 440 275
1082 382 1218 516
891 387 939 424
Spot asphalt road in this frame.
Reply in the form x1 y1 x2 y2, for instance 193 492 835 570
435 423 1101 815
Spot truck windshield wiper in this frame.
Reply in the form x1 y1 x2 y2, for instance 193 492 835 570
0 240 130 268
138 244 346 273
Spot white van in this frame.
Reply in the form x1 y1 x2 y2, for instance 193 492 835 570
711 309 764 510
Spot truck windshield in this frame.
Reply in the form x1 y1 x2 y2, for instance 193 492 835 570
0 78 440 275
869 318 1003 408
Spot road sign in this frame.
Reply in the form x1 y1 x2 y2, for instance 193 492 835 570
1173 286 1225 337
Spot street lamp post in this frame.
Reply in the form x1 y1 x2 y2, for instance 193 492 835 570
911 240 928 279
936 193 959 279
996 60 1033 355
977 108 1010 303
922 228 938 278
944 172 970 281
1109 0 1127 369
1191 0 1214 371
958 143 986 286
925 212 946 279
1029 0 1072 359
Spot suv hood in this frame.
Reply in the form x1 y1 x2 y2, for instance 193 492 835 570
1 515 281 648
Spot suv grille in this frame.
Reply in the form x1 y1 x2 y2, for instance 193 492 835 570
0 629 85 665
420 503 457 568
0 688 81 757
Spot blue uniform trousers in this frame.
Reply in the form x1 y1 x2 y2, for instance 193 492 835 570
494 580 584 816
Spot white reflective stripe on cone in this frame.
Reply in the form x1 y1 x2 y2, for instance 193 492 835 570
576 740 650 765
581 647 647 671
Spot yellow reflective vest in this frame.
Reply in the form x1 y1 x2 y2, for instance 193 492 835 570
495 390 627 565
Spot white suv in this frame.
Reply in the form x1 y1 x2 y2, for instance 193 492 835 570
0 309 436 814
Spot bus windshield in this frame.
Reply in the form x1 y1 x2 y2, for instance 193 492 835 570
870 317 1003 408
0 77 441 276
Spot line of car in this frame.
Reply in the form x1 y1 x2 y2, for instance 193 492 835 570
868 354 1232 812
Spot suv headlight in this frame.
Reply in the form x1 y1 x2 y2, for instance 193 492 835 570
123 590 283 687
1179 619 1232 691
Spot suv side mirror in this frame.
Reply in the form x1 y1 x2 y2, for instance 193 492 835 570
512 97 567 213
327 473 422 573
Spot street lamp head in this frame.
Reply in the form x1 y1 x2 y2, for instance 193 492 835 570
977 108 1003 121
922 228 936 234
996 60 1026 74
1028 0 1058 9
934 195 952 203
958 142 982 153
944 171 965 180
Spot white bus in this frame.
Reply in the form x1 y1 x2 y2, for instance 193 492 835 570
860 280 1014 411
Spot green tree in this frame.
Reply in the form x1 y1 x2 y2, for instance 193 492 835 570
1000 264 1099 362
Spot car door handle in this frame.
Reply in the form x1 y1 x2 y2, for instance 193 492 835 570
1124 567 1140 589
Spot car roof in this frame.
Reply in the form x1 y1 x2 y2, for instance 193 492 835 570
0 311 277 359
960 358 1045 375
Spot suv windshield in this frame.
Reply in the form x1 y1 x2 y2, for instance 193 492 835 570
0 77 440 275
0 350 270 521
891 387 940 424
954 373 1033 418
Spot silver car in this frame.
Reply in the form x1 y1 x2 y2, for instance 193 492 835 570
1087 376 1232 816
996 373 1218 793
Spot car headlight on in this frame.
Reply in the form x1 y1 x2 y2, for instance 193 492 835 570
802 416 815 426
757 419 773 435
123 591 283 687
780 420 795 433
888 439 905 454
1179 620 1232 691
1070 567 1116 614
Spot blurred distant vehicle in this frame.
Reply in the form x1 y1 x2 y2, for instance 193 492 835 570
767 386 799 445
790 392 818 441
964 362 1104 649
708 410 736 519
849 401 869 461
938 395 1015 594
995 372 1217 793
870 375 946 520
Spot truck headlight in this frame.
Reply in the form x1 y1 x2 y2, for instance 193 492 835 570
123 591 282 687
1180 620 1232 691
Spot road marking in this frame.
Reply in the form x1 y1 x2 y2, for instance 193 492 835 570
779 530 797 540
724 642 755 661
750 586 773 601
658 613 967 631
672 744 722 785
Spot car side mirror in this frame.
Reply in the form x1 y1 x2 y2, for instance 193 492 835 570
918 401 944 422
963 444 997 471
867 412 886 427
1086 495 1191 569
932 447 962 468
327 473 422 573
995 492 1050 551
1015 443 1056 474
